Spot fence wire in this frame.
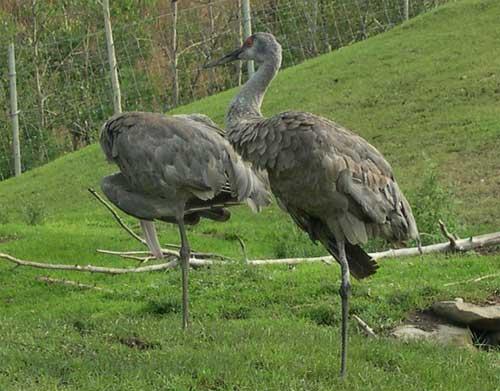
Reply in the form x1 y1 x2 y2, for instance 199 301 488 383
0 0 447 180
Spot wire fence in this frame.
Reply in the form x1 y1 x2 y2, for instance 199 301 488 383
0 0 447 181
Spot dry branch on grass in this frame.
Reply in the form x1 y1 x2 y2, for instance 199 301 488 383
353 315 378 338
247 225 500 266
36 276 113 292
0 252 218 275
1 215 499 275
443 273 500 287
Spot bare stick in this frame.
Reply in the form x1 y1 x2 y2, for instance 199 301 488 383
248 231 500 265
438 219 461 251
117 255 157 263
97 248 232 262
36 276 112 292
97 249 151 256
352 314 377 338
0 252 218 275
88 188 145 245
236 235 248 262
443 273 500 287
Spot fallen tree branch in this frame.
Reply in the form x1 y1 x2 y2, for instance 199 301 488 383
2 231 499 275
97 247 180 259
353 314 378 338
371 231 500 260
88 188 145 245
36 276 113 292
247 231 500 265
443 273 500 287
438 219 461 251
0 252 217 275
96 248 232 262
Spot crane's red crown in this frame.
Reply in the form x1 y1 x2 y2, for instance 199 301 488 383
244 36 254 47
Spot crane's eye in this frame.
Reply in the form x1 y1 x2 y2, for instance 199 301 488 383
244 36 254 47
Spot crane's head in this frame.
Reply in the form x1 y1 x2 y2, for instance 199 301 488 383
205 32 282 67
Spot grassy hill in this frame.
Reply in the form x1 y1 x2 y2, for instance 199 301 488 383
0 0 499 389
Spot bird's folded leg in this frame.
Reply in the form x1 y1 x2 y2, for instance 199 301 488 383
140 220 164 259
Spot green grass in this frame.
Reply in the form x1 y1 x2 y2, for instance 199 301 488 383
1 0 500 389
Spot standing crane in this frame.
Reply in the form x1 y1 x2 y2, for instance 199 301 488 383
99 111 270 329
207 32 419 377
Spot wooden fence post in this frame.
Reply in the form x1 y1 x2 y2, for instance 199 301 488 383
8 43 21 177
241 0 255 77
102 0 122 114
171 0 179 107
404 0 409 20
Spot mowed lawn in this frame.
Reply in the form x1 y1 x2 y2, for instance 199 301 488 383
0 0 499 389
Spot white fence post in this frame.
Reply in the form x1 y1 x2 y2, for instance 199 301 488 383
8 43 21 177
241 0 255 77
404 0 409 20
102 0 122 114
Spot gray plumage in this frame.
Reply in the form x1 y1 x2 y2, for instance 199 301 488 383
99 111 270 328
208 32 419 377
100 112 269 218
229 112 419 261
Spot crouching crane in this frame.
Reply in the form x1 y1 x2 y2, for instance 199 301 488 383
99 111 270 329
207 33 419 377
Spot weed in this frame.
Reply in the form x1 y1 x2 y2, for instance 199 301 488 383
408 161 461 244
301 304 339 326
143 299 181 316
21 202 46 226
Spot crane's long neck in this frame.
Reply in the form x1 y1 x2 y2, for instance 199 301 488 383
226 51 282 129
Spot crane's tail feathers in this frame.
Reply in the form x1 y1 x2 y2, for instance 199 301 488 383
140 220 164 259
322 236 378 279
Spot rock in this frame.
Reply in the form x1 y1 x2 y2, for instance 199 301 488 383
392 325 431 340
433 325 475 350
392 324 475 350
431 298 500 331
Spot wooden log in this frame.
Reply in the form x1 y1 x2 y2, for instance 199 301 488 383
247 231 500 265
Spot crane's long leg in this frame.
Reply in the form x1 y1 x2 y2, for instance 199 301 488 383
140 220 164 259
337 239 351 379
177 218 190 330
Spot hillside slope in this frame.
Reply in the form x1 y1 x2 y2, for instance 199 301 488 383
1 0 499 232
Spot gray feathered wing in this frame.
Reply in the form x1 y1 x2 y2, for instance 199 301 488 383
100 112 270 222
228 111 419 279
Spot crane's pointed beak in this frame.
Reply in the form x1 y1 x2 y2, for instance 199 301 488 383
204 47 243 68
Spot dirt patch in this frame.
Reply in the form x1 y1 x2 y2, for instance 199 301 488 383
467 291 500 306
406 309 445 331
475 245 500 255
117 336 159 350
484 291 500 305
